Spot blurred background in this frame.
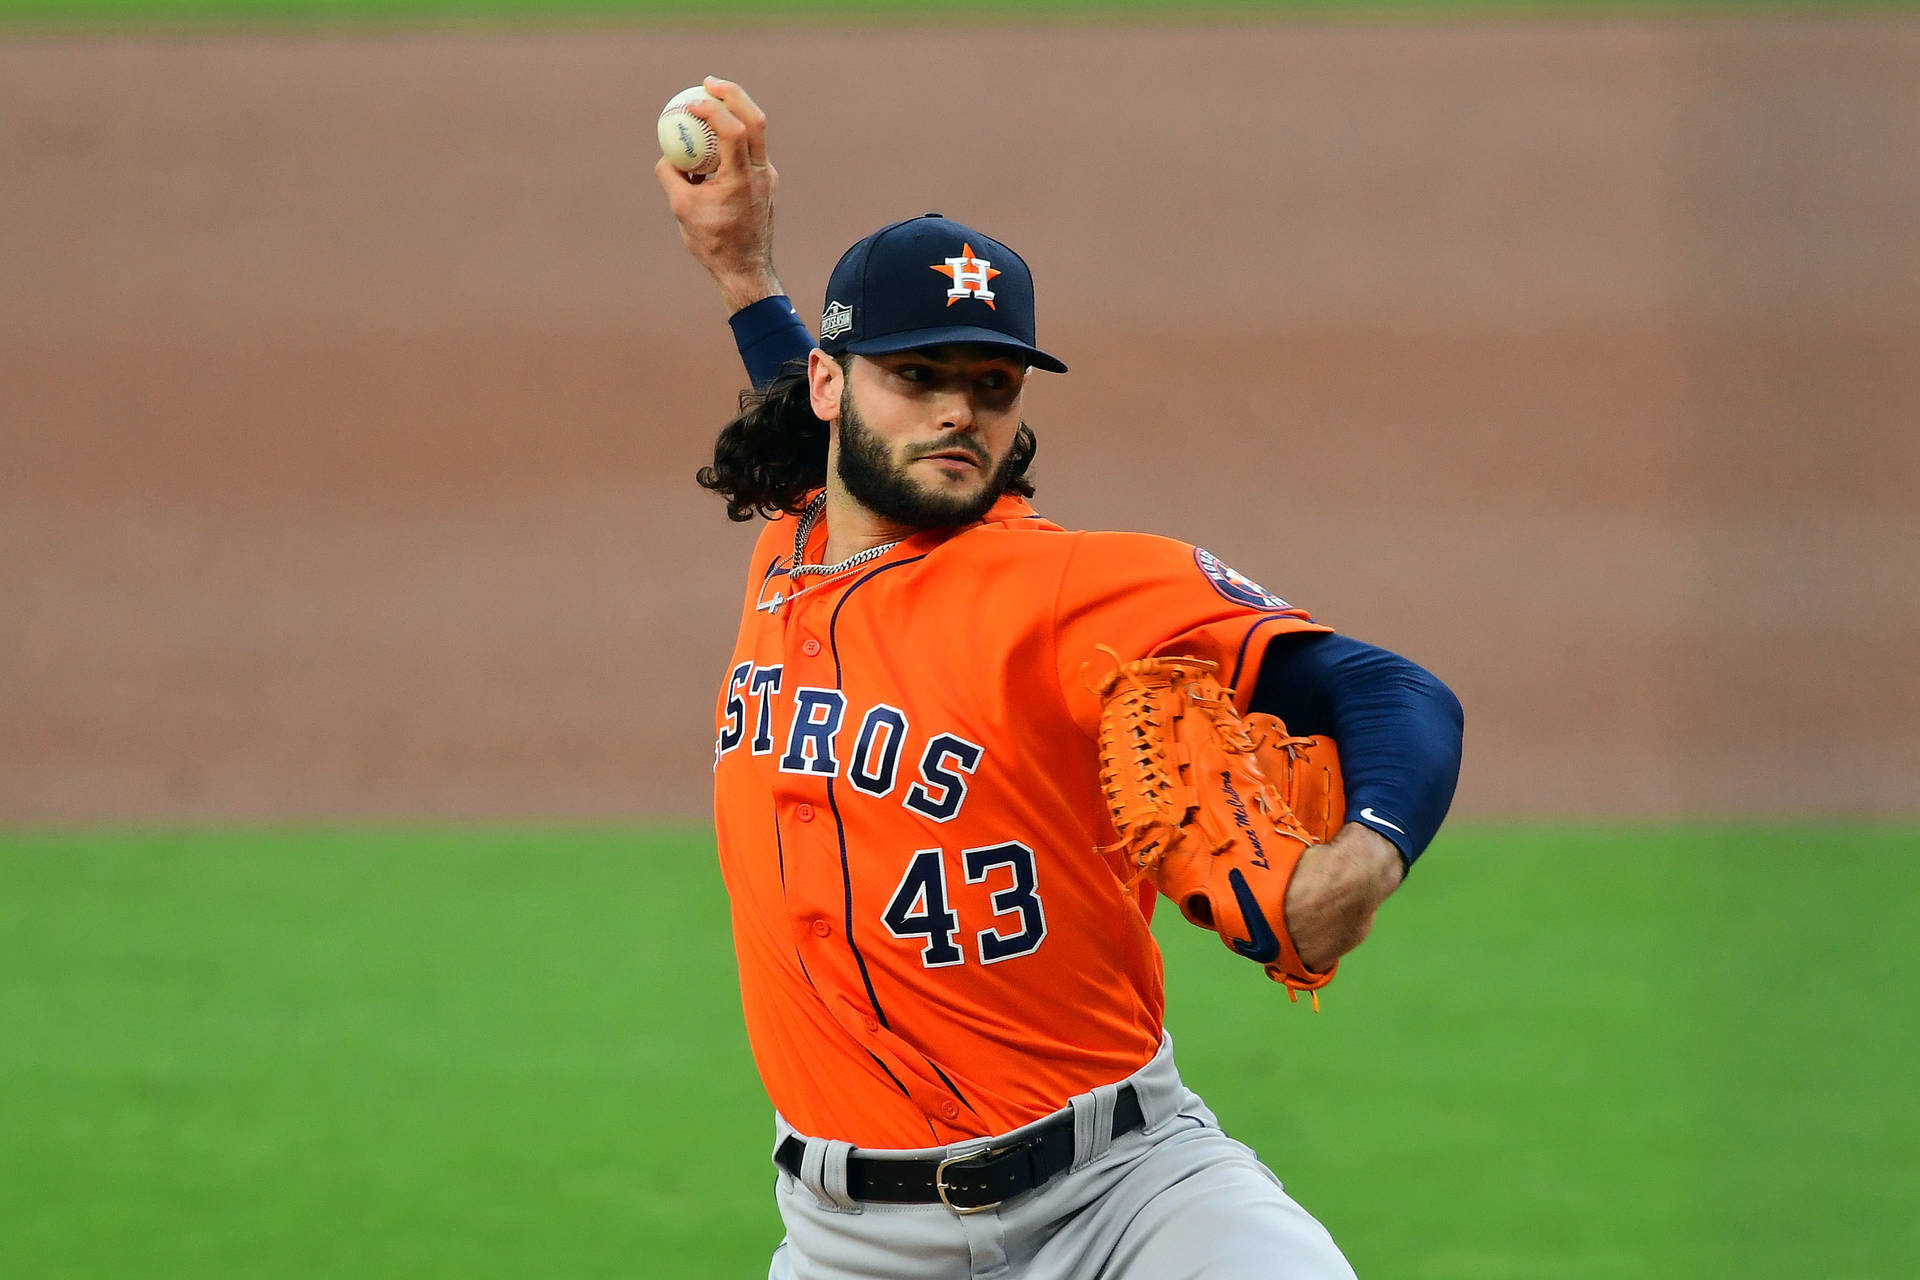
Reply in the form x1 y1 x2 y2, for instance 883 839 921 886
3 2 1916 1277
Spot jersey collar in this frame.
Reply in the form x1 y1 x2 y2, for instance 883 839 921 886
794 491 1046 569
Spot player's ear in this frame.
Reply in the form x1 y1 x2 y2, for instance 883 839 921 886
807 348 843 422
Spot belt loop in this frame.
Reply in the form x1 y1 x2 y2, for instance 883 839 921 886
798 1138 862 1214
1069 1092 1100 1170
1070 1083 1121 1171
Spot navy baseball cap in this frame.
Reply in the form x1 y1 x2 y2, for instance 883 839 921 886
818 214 1068 374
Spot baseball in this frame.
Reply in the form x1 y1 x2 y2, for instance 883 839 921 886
658 85 721 175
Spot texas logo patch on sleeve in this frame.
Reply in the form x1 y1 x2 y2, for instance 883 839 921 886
1194 547 1291 611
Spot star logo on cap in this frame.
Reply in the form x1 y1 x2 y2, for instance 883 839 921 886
932 245 1001 309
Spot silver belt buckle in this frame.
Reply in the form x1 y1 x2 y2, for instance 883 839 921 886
934 1146 1008 1215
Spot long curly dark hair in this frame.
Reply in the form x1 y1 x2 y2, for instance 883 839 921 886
696 357 1039 522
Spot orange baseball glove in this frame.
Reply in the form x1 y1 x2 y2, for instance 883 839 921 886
1092 652 1345 1004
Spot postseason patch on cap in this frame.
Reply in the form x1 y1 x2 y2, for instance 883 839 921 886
820 301 854 341
1195 548 1291 611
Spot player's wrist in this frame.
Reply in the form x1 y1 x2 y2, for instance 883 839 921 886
716 267 785 314
1332 822 1405 905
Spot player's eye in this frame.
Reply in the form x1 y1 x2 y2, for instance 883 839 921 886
894 365 931 383
976 369 1023 399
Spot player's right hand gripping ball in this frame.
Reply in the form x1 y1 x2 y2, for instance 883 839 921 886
1093 654 1345 1003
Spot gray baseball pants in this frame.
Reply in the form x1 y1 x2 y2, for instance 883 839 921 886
766 1035 1356 1279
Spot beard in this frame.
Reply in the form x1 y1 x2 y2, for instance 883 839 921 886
835 389 1024 529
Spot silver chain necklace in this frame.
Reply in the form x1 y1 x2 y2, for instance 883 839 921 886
789 493 903 578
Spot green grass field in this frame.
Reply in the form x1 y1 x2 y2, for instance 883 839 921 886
2 0 1914 31
3 824 1916 1278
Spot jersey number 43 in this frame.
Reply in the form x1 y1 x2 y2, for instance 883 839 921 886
883 843 1047 968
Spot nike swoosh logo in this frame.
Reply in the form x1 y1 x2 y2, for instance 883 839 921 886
1226 869 1280 964
1360 807 1406 836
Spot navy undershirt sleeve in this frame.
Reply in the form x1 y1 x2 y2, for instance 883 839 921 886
1249 631 1464 868
730 294 816 389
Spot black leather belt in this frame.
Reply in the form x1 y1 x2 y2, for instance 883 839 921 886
774 1084 1145 1214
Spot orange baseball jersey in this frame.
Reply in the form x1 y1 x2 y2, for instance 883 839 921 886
710 492 1329 1150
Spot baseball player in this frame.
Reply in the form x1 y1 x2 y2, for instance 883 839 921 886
657 79 1464 1279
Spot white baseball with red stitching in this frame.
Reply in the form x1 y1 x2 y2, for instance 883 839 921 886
657 86 721 175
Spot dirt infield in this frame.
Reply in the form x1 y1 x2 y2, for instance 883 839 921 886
3 21 1916 821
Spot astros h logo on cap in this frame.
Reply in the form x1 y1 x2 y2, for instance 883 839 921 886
818 214 1068 373
933 246 1000 308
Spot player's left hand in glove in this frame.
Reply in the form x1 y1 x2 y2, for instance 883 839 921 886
1092 652 1345 1004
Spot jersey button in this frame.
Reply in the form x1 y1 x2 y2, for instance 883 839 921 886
940 1101 959 1120
811 918 831 938
796 802 815 822
862 1015 879 1033
801 638 821 657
